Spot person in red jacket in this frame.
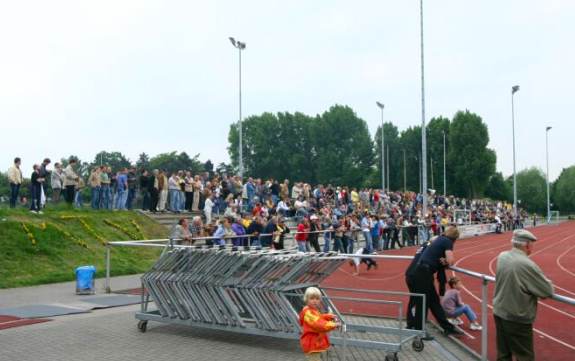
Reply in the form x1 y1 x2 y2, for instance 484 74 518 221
296 217 310 252
299 287 340 360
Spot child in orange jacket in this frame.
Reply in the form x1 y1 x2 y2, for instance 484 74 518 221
299 287 340 360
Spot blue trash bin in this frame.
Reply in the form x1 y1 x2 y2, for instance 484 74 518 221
75 265 96 295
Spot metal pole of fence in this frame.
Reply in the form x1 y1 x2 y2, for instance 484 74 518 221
105 244 111 294
481 276 489 361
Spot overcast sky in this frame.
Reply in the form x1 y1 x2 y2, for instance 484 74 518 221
1 0 573 182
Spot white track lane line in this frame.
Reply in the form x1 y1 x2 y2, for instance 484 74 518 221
556 243 575 278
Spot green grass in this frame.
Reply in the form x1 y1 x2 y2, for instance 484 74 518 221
0 206 166 288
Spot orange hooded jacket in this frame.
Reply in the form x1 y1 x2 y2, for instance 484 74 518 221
299 306 338 354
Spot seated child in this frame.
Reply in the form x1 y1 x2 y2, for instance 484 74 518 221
441 277 483 331
349 247 378 276
299 287 340 360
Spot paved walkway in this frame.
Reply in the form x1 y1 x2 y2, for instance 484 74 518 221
0 276 478 361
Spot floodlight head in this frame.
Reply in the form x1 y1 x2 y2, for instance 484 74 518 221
376 101 384 109
546 126 552 131
512 85 520 94
229 37 236 46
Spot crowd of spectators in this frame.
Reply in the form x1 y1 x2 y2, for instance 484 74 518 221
6 156 528 251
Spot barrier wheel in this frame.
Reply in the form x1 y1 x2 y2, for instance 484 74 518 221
385 353 398 361
412 338 424 352
137 320 148 333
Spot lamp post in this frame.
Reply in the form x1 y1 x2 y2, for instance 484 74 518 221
419 0 428 215
387 145 390 191
229 37 246 179
403 149 407 192
376 101 385 190
443 130 446 196
546 126 552 223
511 85 520 218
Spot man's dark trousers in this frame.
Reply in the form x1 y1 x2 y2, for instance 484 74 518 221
9 183 20 208
406 264 454 332
494 315 534 361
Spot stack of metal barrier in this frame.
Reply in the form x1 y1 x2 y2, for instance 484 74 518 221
140 246 345 334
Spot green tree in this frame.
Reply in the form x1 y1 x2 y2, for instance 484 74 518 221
485 172 511 202
398 126 422 192
91 151 131 172
448 111 496 197
312 105 374 187
136 153 150 171
514 167 547 213
553 165 575 212
148 151 203 174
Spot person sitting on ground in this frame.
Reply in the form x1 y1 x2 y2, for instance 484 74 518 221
299 287 340 361
441 277 482 331
349 247 378 276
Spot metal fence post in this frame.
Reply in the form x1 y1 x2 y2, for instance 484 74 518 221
481 276 488 360
105 244 111 294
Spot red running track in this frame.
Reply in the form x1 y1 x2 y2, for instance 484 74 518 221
321 221 575 361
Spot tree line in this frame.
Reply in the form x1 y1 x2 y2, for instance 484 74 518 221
227 104 574 214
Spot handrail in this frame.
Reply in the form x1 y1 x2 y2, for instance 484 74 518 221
451 265 575 305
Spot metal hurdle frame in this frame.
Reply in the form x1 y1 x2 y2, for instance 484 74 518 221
127 245 428 361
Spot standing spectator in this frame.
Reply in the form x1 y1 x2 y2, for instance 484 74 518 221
168 172 181 213
50 162 63 203
149 169 160 212
189 216 205 239
139 169 151 211
62 159 79 205
8 157 23 208
184 171 194 211
361 212 373 253
493 229 553 361
38 158 51 207
115 168 128 210
157 170 168 212
99 166 111 209
29 164 44 214
89 167 101 209
74 176 85 208
295 217 310 252
126 167 137 210
170 218 192 245
246 216 264 247
213 217 235 246
308 215 321 252
192 175 202 211
273 217 290 250
405 226 462 336
204 192 215 224
231 217 246 247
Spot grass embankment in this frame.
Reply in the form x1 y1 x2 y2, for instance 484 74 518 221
0 206 166 288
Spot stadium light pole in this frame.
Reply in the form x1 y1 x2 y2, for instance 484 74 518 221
387 145 390 191
419 0 428 216
403 149 407 191
443 130 446 196
511 85 520 218
229 37 246 180
546 126 552 223
376 101 385 191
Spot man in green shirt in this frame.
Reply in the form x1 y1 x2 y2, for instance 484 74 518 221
493 229 554 361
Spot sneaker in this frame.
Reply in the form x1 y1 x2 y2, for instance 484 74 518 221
447 318 458 325
455 317 464 325
38 211 44 215
29 210 38 214
470 323 483 331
